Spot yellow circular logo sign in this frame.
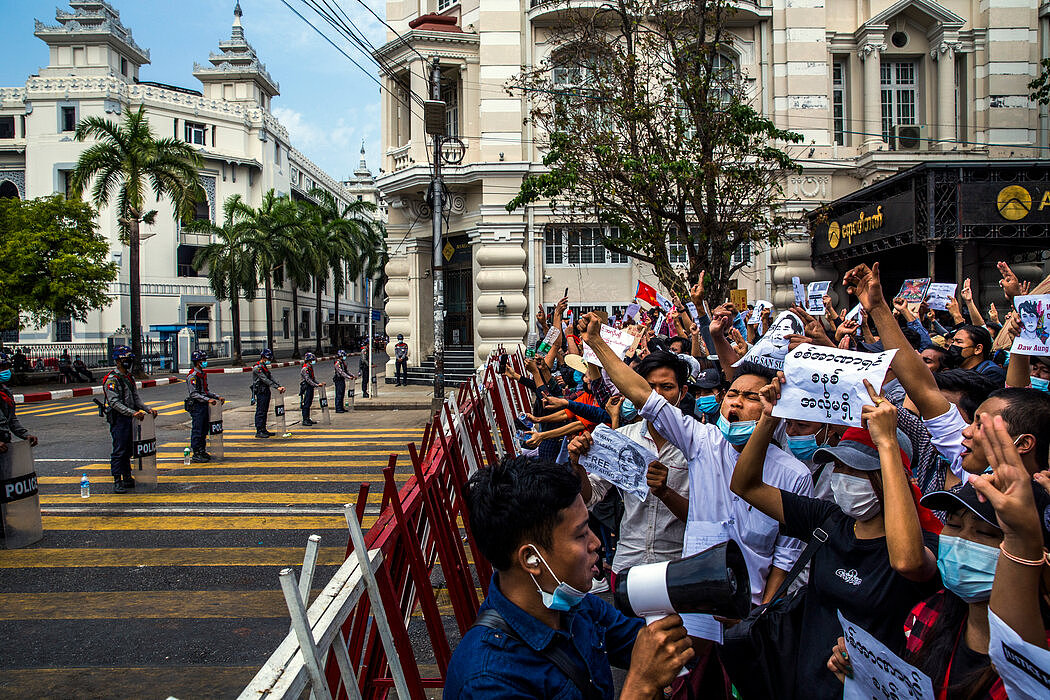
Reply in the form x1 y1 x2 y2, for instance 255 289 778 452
827 221 841 249
997 185 1032 221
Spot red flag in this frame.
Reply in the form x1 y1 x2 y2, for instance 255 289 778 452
635 281 660 307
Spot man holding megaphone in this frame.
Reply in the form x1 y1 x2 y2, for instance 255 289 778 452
444 456 694 699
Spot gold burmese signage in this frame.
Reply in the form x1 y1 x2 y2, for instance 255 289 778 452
827 206 884 249
813 189 914 258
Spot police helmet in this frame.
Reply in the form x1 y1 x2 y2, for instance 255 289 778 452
337 349 347 358
397 334 404 341
112 345 135 363
191 349 208 364
0 352 11 369
304 352 317 362
260 348 275 361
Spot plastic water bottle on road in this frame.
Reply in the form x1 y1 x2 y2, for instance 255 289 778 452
183 447 191 466
80 474 90 498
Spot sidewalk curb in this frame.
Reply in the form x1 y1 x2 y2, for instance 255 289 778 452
13 376 182 405
176 356 336 375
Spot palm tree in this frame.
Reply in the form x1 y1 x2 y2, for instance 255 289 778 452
283 205 317 359
304 189 385 352
187 195 255 365
70 105 202 376
235 190 298 351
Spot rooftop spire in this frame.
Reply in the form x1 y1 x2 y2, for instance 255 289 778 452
232 2 244 40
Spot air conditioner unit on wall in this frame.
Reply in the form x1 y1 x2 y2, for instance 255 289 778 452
893 125 922 150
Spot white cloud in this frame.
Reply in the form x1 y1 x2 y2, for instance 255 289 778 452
273 105 382 180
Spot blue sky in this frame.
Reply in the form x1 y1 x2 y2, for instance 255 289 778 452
0 0 386 181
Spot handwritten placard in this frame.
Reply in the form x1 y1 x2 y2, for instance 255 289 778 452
578 424 655 502
838 611 936 700
925 283 957 311
582 324 637 367
772 345 897 427
989 609 1050 699
733 310 804 372
1011 294 1050 356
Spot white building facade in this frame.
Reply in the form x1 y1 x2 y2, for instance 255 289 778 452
0 1 381 352
375 0 1050 369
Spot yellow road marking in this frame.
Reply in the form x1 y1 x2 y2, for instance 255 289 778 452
75 462 391 472
0 546 349 568
40 473 406 484
155 451 401 458
40 492 384 505
41 514 375 530
220 429 421 434
21 403 98 417
0 591 312 620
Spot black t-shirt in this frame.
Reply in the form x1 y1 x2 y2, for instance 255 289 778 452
945 640 991 698
780 491 941 699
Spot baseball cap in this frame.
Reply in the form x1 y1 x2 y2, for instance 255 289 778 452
562 353 588 374
694 367 722 390
920 482 998 528
813 427 914 472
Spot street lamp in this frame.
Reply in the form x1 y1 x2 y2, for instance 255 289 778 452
497 297 507 316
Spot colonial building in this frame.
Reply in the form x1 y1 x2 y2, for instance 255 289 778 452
374 0 1049 371
0 1 381 351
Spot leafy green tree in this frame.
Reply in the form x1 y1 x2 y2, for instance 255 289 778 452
506 0 802 303
283 204 318 358
1029 59 1050 106
0 195 117 331
304 188 385 352
71 105 202 374
187 195 257 364
235 189 299 352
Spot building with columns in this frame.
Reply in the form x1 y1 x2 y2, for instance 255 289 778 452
375 0 1049 370
0 1 381 351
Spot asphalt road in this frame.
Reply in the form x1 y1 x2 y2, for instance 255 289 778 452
0 360 434 699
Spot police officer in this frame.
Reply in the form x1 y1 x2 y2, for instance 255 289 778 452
393 334 409 386
358 342 370 398
104 346 156 493
0 352 38 454
332 350 354 412
299 352 324 426
252 348 284 438
186 350 224 461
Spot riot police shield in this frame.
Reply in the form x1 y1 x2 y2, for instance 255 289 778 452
274 390 288 436
207 401 224 460
132 412 158 490
0 440 43 549
319 386 331 425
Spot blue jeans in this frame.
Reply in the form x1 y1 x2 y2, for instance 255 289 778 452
254 387 270 431
108 413 133 478
189 402 208 453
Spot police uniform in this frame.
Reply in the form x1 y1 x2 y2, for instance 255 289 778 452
358 345 370 398
394 339 409 386
333 356 353 412
300 362 322 423
104 368 149 480
186 367 221 456
252 361 280 435
0 383 31 447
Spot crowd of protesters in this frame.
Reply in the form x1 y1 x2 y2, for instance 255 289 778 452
445 260 1050 700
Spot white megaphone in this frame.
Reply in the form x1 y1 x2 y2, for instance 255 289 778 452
613 539 751 625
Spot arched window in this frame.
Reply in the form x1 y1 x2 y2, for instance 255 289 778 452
0 181 19 199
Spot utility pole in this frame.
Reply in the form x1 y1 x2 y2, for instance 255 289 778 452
365 276 372 390
430 56 445 403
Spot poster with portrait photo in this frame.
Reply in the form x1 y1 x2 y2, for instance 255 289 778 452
1011 295 1050 356
578 424 656 502
733 310 804 372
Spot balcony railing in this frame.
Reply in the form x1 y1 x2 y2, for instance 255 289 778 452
389 144 412 172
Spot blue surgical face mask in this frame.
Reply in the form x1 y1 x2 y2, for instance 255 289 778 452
1031 376 1050 393
621 398 638 422
937 534 1000 603
786 433 821 461
528 546 588 611
717 413 756 445
201 360 208 368
0 369 10 383
311 360 316 365
696 395 719 414
572 370 584 384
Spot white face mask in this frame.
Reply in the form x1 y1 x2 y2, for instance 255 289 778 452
830 472 881 521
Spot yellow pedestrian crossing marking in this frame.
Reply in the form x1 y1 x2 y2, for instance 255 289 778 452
0 546 349 568
40 473 410 484
42 515 376 530
0 591 314 620
19 401 96 416
154 450 407 458
77 463 391 472
40 492 385 505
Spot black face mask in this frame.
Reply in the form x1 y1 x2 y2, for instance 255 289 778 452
947 345 965 361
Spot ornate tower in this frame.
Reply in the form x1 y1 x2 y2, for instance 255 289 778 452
193 2 280 110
